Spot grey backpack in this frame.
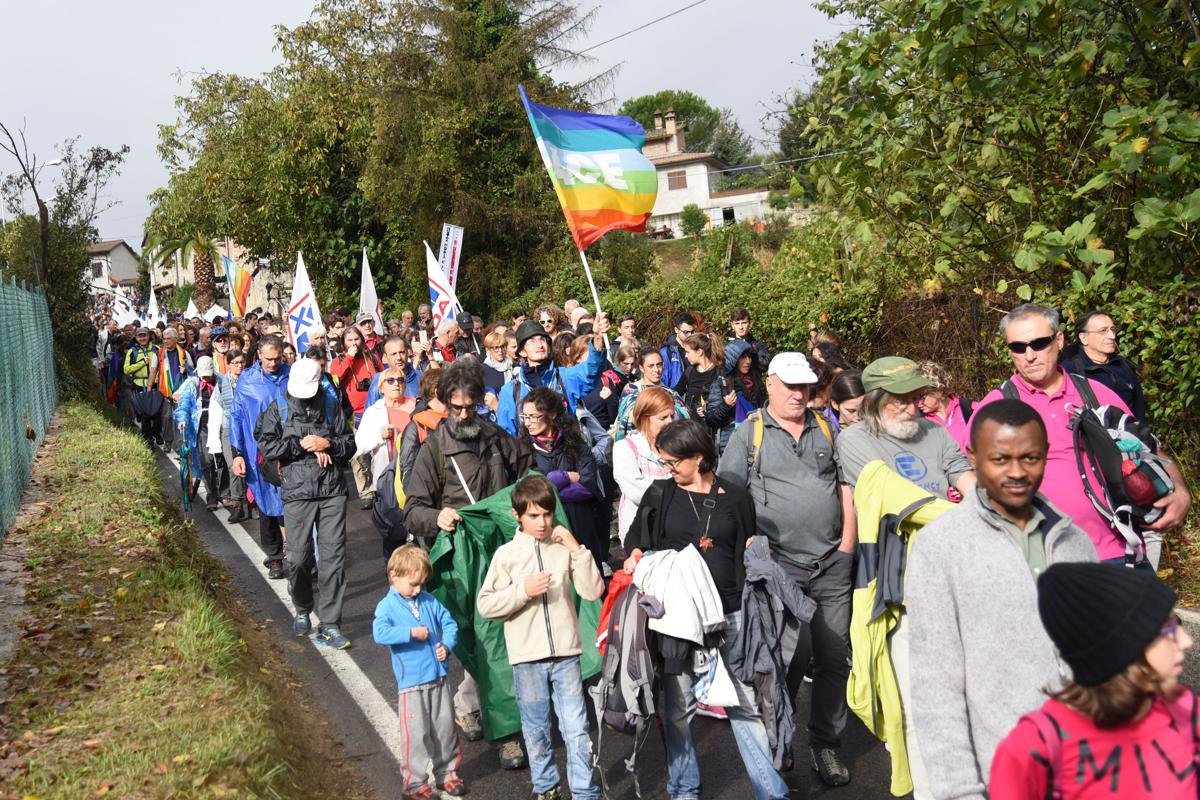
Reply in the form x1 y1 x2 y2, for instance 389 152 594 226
588 584 657 799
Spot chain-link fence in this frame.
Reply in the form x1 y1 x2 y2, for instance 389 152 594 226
0 273 58 539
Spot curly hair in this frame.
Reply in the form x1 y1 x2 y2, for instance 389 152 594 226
521 387 586 462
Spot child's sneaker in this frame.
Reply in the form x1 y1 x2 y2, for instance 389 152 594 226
403 786 436 800
314 625 351 650
439 776 466 796
292 613 311 637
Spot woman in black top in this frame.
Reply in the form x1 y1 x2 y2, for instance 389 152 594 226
624 419 789 800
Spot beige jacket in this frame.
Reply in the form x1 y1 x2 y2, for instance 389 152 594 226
477 531 604 665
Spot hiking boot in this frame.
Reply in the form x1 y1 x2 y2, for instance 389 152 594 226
457 710 483 742
315 626 351 650
533 787 561 800
811 747 850 787
267 560 286 580
359 495 375 510
227 502 246 523
439 776 466 796
292 613 311 637
498 739 527 770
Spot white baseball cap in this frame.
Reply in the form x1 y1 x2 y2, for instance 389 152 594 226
288 357 323 399
767 352 819 384
196 356 216 378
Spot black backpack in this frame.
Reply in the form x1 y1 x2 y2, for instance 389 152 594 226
588 584 658 799
1001 374 1173 566
371 449 406 539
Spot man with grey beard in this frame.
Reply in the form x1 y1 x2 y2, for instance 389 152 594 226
402 359 534 770
836 357 976 500
833 356 975 799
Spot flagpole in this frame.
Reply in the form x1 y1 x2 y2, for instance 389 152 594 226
577 248 610 352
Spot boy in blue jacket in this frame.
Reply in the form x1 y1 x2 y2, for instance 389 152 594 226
373 545 463 800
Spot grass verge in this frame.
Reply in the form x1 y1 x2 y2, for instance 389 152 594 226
0 401 372 799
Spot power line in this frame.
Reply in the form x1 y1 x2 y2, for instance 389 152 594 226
543 0 712 68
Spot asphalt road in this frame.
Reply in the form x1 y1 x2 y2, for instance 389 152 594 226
157 449 900 800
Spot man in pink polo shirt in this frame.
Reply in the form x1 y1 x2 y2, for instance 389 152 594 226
979 304 1191 568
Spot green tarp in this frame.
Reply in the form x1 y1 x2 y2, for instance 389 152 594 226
427 477 602 741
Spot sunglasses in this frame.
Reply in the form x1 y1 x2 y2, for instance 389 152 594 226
446 401 475 414
539 318 554 326
1007 335 1056 354
383 377 406 385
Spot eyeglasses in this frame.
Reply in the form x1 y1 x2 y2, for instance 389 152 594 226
661 456 686 469
488 345 506 352
519 413 544 423
677 327 696 336
1081 326 1119 336
383 377 406 385
446 401 475 414
230 360 245 367
1161 615 1183 642
1007 335 1056 354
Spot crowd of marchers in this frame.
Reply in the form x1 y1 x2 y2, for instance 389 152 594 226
90 295 1197 800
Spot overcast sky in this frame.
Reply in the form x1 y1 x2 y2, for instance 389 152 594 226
1 0 842 246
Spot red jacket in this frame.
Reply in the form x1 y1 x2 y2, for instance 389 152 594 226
330 352 380 415
595 570 634 654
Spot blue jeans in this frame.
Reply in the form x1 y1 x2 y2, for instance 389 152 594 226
1102 555 1156 573
660 611 790 800
512 656 599 799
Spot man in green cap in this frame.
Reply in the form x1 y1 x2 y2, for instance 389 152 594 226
835 357 977 798
836 356 975 499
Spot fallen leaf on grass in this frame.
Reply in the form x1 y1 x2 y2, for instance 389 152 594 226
152 622 167 632
94 780 115 796
83 739 100 749
172 753 193 764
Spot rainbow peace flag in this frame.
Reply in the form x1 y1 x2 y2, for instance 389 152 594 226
223 255 253 317
520 85 658 250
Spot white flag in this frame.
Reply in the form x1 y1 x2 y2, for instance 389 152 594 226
425 241 461 330
437 223 464 291
358 248 384 331
287 252 324 354
113 285 137 326
204 304 229 323
146 286 162 327
184 297 200 319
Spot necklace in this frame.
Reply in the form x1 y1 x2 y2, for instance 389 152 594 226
684 478 716 552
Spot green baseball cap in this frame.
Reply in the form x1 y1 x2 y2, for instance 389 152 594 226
862 357 931 394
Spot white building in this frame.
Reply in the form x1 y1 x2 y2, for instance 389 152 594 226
643 109 770 237
85 240 140 294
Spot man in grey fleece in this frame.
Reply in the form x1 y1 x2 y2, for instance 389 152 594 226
906 399 1097 800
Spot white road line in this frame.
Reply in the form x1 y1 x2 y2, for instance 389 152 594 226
163 452 401 764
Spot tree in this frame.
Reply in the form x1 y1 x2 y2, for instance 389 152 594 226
796 0 1200 297
619 90 753 164
140 231 221 312
150 0 598 318
680 203 707 237
0 124 128 355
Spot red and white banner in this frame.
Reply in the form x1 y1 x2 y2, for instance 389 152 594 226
426 241 461 330
437 223 464 292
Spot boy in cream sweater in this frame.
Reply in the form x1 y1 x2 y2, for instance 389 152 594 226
477 475 604 800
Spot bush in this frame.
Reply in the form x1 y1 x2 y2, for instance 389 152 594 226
680 204 707 238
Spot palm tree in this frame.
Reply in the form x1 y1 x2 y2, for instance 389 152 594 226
142 232 222 313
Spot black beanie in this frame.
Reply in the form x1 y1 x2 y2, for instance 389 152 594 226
1037 563 1178 687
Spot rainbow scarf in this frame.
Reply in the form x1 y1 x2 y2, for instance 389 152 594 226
224 255 253 317
519 85 658 250
157 345 190 397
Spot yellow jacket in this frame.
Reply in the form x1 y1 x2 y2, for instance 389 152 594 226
848 460 954 796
